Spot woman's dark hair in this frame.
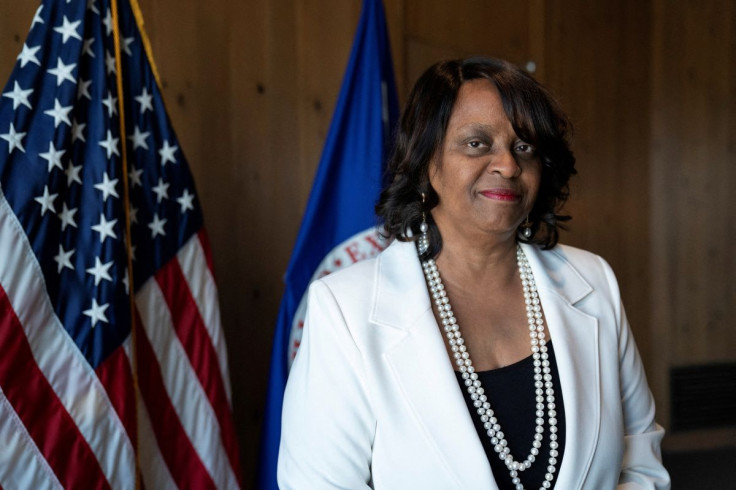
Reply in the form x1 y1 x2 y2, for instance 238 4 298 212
375 57 576 259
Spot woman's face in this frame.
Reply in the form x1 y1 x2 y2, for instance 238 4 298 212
428 78 541 243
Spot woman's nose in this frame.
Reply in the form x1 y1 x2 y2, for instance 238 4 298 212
487 148 521 178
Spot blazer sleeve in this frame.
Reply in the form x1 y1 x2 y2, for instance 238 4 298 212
277 280 375 489
597 258 671 490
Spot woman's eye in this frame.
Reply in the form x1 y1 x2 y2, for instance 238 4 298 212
515 143 535 154
467 140 487 149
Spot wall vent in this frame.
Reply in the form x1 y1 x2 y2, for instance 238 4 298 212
670 363 736 432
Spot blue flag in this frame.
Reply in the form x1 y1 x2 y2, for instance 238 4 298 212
257 0 399 487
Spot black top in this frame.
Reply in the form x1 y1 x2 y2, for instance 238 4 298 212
454 341 565 490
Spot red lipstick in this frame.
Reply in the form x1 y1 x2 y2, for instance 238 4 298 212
480 188 520 201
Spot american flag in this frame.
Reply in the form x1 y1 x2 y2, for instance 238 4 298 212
0 0 241 488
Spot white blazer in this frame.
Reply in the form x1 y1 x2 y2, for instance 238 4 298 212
278 239 670 489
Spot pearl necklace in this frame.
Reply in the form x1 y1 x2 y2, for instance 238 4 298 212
420 245 558 490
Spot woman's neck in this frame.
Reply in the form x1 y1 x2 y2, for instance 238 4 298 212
433 230 520 290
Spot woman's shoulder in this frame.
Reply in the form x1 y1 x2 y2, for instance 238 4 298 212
529 242 621 297
305 239 422 338
535 242 613 272
316 248 381 293
316 238 415 289
548 242 609 267
309 238 423 319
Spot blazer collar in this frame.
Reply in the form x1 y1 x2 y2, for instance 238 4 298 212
520 243 601 489
372 240 601 489
519 242 592 304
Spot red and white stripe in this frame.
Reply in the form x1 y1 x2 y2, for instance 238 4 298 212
0 191 136 489
134 232 240 489
177 230 233 403
0 388 61 490
0 192 240 488
135 387 177 489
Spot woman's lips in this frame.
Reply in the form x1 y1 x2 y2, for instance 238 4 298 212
480 188 520 201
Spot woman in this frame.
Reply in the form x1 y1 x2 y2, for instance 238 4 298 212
278 57 670 489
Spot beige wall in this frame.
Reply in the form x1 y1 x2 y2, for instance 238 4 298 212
2 0 734 484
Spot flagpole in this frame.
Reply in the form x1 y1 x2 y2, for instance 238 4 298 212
110 0 142 487
128 0 162 88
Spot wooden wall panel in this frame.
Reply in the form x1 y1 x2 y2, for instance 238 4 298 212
296 0 362 191
0 3 37 86
652 0 736 364
651 0 736 431
405 0 531 58
403 0 535 89
543 0 654 372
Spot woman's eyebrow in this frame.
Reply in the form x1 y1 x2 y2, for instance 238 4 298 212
456 122 496 134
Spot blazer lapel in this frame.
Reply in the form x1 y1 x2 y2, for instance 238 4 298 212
521 244 601 489
373 240 497 490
